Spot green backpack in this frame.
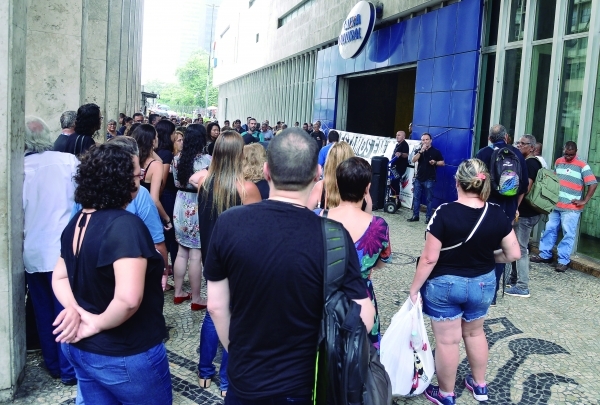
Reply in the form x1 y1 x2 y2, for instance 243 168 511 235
524 156 560 214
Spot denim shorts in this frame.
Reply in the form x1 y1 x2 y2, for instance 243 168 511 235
420 269 496 322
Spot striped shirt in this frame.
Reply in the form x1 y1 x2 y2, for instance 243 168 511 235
555 156 597 211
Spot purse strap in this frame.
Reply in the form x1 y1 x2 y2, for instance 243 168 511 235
440 203 488 251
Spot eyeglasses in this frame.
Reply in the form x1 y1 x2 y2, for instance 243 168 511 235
515 142 531 146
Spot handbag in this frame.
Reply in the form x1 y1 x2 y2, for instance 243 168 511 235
380 293 434 397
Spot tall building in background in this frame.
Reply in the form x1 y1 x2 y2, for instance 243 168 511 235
142 0 221 83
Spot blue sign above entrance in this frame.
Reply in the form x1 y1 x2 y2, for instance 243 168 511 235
338 1 375 59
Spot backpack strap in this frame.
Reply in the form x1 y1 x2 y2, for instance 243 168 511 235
321 218 347 301
440 203 488 251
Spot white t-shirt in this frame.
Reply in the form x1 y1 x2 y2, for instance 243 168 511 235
23 151 78 273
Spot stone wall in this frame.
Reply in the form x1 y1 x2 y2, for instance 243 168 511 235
26 0 144 136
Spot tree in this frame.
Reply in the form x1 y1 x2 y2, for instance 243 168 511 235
143 50 218 108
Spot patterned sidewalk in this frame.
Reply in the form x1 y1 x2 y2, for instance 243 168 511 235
12 207 600 404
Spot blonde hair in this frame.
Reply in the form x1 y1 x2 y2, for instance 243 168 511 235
172 130 184 155
201 131 246 216
323 141 355 209
456 158 491 201
243 144 266 182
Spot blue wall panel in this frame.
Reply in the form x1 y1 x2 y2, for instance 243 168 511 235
313 0 483 206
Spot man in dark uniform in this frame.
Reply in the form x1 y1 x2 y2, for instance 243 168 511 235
391 130 409 197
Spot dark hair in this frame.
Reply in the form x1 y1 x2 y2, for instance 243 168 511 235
119 112 125 118
489 124 507 143
132 124 157 166
133 112 143 120
564 141 577 151
233 119 241 125
177 124 207 185
328 130 340 143
149 113 160 124
125 122 141 137
421 132 432 140
124 117 133 124
336 157 372 203
267 128 318 191
155 119 175 151
206 122 221 141
74 143 137 209
74 103 101 136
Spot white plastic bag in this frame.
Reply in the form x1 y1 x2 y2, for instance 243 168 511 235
380 293 435 396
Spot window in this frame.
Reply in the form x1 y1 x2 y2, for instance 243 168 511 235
554 37 588 159
534 0 556 40
525 44 553 138
499 49 522 136
278 0 315 28
508 0 526 42
566 0 592 35
484 0 501 46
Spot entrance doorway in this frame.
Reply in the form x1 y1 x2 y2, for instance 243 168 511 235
339 68 416 137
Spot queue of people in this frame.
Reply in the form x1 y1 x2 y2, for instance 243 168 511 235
22 105 596 405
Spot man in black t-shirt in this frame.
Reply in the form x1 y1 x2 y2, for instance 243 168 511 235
506 134 542 298
311 120 325 149
204 128 373 402
391 130 409 196
408 132 444 223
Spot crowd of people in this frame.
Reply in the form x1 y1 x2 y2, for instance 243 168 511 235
22 101 597 405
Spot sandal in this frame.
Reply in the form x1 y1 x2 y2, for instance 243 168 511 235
198 377 212 388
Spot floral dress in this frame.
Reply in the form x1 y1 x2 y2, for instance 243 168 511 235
355 216 391 349
172 154 212 248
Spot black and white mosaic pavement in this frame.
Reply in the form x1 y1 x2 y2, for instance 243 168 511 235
11 207 600 404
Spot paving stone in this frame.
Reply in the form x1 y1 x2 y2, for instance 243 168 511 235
11 207 600 404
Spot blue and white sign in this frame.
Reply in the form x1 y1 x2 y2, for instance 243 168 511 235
338 1 375 59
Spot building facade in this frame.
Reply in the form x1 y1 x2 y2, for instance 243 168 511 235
215 0 600 260
0 0 144 399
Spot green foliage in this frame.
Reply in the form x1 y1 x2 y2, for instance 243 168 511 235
144 50 218 108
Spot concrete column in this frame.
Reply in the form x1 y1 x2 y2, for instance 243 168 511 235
83 0 109 108
105 0 124 124
0 0 27 400
118 0 131 115
25 0 83 135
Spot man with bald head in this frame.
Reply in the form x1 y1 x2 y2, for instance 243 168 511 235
205 128 374 402
391 130 409 197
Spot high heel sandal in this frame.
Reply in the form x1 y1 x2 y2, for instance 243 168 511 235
198 377 212 388
191 303 207 311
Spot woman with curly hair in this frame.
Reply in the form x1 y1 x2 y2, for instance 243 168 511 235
242 143 269 200
132 124 172 229
193 130 260 396
321 157 391 349
205 122 220 156
51 143 172 404
308 141 358 210
171 124 212 309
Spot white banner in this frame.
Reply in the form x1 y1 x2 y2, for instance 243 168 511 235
337 130 421 209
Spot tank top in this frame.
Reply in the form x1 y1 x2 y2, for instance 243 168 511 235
140 160 157 192
198 180 242 265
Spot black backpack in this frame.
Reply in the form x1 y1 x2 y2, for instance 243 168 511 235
489 145 521 197
314 218 392 405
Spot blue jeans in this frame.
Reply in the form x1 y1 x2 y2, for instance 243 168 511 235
25 271 75 382
421 270 496 322
538 210 581 265
412 179 435 219
512 215 541 290
199 312 229 390
62 343 172 405
225 388 312 405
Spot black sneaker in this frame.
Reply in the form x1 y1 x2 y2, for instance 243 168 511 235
61 378 77 386
407 217 420 222
555 263 569 272
530 254 553 264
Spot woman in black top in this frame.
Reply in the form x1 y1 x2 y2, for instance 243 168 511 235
155 120 179 271
409 159 520 405
193 131 261 396
51 143 171 404
132 125 172 228
206 122 220 156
